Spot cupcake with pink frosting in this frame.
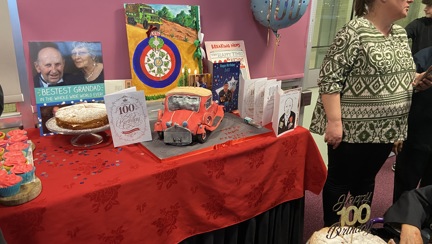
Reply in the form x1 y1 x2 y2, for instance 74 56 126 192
7 134 28 144
10 164 35 184
0 170 23 197
6 141 30 156
6 129 27 139
2 155 27 171
2 151 25 160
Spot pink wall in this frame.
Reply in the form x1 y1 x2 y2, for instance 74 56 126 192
17 0 310 84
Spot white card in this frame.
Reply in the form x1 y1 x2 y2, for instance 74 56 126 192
262 79 281 126
253 78 267 125
104 89 152 147
272 87 302 137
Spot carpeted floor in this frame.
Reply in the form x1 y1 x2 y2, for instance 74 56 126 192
303 156 396 243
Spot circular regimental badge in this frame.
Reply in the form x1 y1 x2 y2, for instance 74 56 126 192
132 36 181 89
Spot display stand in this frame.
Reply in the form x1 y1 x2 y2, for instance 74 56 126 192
45 118 111 147
141 113 272 162
70 133 104 147
0 140 41 206
0 177 42 206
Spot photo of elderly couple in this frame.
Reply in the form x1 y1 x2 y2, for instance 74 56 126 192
29 41 104 88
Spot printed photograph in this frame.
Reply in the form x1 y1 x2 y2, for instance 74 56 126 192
29 41 106 136
188 73 212 90
29 41 104 88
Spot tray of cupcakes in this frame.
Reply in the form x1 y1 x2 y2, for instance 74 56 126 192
0 129 41 206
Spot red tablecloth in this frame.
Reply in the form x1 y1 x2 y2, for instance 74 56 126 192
0 126 326 244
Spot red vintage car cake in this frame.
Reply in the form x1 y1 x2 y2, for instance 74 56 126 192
154 87 225 145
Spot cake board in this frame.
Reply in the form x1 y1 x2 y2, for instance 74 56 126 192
0 177 42 206
140 113 273 162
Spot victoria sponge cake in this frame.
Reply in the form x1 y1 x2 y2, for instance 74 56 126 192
55 103 108 130
307 227 387 244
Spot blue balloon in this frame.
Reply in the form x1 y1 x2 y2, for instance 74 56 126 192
251 0 310 35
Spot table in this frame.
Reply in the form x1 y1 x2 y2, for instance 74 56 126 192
0 126 326 244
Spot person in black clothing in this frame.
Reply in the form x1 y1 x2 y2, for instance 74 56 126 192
384 185 432 244
393 0 432 203
405 1 432 56
405 0 432 74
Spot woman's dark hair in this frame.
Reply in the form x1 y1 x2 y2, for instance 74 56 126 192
422 0 432 5
354 0 374 17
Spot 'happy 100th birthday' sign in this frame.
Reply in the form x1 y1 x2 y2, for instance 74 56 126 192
326 192 373 239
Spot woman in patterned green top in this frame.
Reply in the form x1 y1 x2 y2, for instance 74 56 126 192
309 0 432 228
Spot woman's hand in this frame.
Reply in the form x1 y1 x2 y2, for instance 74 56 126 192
321 93 343 149
324 120 343 149
392 140 403 156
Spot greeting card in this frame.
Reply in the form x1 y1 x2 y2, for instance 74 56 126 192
272 87 301 137
262 79 281 126
205 40 250 79
104 87 152 147
253 78 267 126
238 75 267 119
211 61 240 113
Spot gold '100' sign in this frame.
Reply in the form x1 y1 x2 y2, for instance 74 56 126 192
336 204 371 226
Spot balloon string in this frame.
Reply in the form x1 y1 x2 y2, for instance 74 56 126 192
267 28 270 47
272 34 280 76
267 0 272 46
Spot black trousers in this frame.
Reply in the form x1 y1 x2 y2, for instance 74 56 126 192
393 141 432 203
323 142 393 227
393 89 432 203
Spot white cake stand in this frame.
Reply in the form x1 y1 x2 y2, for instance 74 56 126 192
45 117 110 147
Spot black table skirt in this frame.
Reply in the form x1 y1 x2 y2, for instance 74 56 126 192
181 197 305 244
